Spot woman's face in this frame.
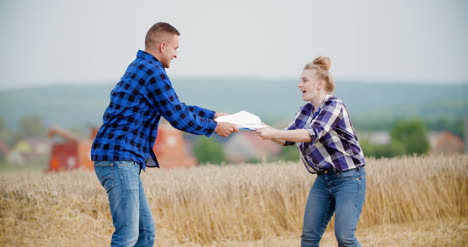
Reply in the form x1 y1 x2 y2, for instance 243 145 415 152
298 69 323 102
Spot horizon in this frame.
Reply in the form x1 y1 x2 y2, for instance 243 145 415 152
1 76 467 91
1 79 465 129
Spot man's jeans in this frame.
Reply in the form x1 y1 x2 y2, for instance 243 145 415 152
301 167 366 247
95 161 156 247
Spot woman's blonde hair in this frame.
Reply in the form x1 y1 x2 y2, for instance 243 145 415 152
304 56 335 93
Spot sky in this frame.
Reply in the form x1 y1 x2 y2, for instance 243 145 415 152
1 0 467 89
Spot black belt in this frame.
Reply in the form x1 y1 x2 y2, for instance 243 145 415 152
316 166 364 176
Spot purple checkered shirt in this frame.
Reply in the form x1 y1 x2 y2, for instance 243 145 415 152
284 95 365 174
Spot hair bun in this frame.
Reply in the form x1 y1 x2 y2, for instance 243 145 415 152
313 56 331 71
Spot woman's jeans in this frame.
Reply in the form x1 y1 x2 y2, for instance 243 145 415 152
94 161 156 247
301 167 366 247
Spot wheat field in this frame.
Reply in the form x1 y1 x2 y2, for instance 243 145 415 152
0 155 467 246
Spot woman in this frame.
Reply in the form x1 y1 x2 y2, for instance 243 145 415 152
256 56 366 247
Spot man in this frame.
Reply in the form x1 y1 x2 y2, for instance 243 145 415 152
91 22 238 247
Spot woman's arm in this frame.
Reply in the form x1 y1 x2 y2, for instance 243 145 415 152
270 138 286 145
257 99 342 145
256 127 311 143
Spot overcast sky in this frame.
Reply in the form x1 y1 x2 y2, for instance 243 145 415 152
1 0 467 89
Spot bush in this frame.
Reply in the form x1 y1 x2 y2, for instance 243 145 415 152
390 119 430 155
193 137 225 164
361 118 430 158
361 139 406 158
277 145 299 161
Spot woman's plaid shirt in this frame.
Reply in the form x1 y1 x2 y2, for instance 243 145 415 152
91 50 217 169
285 95 365 173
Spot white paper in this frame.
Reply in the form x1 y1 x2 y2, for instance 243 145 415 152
215 111 266 130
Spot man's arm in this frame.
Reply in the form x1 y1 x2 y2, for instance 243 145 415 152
144 75 237 136
185 105 216 119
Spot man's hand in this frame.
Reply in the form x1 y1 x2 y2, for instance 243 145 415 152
256 127 278 140
214 122 239 137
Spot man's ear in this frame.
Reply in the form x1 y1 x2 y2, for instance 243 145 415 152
159 42 166 53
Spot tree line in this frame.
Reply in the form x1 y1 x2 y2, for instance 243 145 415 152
0 114 450 164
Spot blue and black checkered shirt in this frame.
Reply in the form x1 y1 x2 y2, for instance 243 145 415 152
91 50 218 169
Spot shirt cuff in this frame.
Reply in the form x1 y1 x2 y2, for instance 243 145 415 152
303 127 317 143
206 109 216 119
204 119 218 137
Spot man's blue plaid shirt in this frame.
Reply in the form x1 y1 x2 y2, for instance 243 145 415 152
285 95 365 173
91 50 218 169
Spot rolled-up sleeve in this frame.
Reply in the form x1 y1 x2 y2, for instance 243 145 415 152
304 100 341 145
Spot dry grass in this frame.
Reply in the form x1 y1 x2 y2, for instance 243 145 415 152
0 154 467 246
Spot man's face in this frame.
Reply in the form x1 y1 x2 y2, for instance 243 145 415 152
160 34 179 68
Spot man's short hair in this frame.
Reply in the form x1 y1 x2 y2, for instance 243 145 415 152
145 22 180 49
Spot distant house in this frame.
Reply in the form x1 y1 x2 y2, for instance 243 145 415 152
0 140 10 159
224 131 281 163
47 124 197 172
152 124 197 168
429 131 464 155
48 126 93 171
360 131 390 145
7 137 51 165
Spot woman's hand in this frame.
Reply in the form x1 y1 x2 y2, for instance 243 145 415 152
256 127 278 140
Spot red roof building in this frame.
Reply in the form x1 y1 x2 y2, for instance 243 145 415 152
224 131 281 163
430 131 464 155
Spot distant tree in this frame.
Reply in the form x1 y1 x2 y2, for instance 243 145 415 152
277 145 299 161
352 117 394 132
246 157 261 164
390 119 429 155
0 116 19 146
0 117 5 132
19 115 47 137
360 139 406 158
426 117 464 138
0 117 5 161
193 137 225 164
359 139 375 157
